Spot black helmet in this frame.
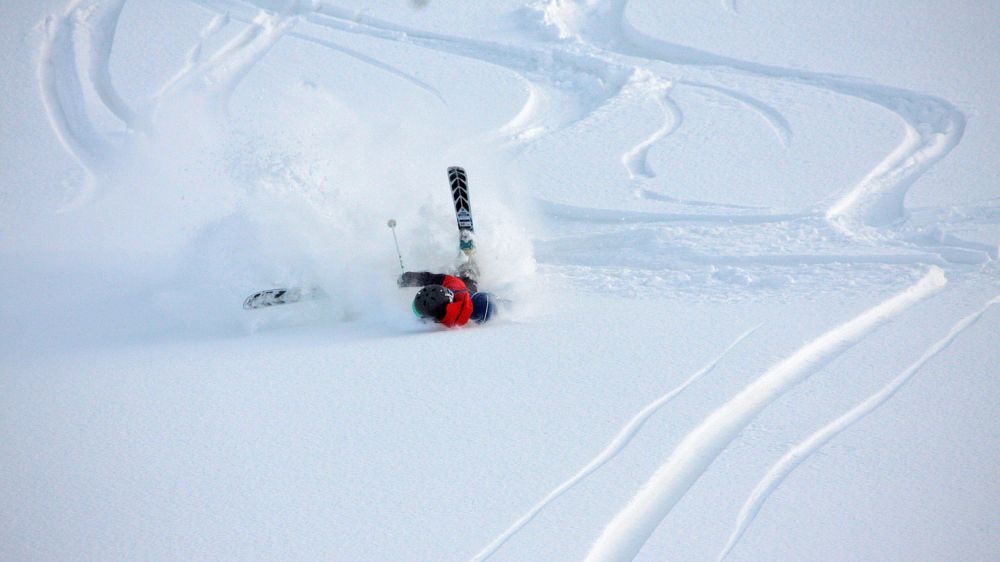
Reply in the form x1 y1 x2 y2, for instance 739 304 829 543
412 285 454 319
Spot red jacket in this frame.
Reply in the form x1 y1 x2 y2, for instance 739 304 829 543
440 275 474 327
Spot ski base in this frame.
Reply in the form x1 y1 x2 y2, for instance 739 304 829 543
449 166 476 257
243 286 326 310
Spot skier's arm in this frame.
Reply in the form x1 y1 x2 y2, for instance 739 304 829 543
398 271 448 288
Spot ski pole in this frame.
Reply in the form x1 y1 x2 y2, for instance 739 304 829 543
387 219 405 275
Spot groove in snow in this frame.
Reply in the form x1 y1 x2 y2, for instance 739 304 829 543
584 267 947 561
716 294 1000 561
471 324 760 561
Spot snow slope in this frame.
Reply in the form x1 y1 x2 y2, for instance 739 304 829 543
2 1 999 561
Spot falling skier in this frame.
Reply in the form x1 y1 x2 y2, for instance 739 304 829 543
398 263 497 327
244 166 500 325
397 166 499 327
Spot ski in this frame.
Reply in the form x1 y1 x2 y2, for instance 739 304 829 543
243 286 326 310
448 166 475 256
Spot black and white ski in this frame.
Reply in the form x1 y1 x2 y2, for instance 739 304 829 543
448 166 475 257
243 286 326 310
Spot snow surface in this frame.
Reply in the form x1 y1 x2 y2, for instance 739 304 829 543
2 1 999 560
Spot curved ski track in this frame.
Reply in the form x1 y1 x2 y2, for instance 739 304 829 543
471 324 760 562
621 73 682 181
717 294 1000 560
219 0 983 267
585 268 947 561
39 0 302 200
39 2 120 183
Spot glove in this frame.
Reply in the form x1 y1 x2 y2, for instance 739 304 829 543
398 272 422 287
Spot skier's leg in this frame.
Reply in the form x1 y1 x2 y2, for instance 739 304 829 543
460 276 478 293
456 259 479 292
470 292 498 323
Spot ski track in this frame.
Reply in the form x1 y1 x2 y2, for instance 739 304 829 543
498 79 547 140
295 33 446 104
298 0 967 241
184 1 445 103
302 3 637 140
540 199 991 269
470 324 760 562
254 0 977 270
38 4 113 180
79 0 136 128
584 268 947 561
287 0 798 196
539 199 811 225
153 12 232 101
43 0 971 249
634 187 768 210
717 294 1000 561
681 80 792 148
71 0 969 254
194 0 641 144
529 0 966 251
537 244 951 270
600 0 965 231
40 0 302 200
621 73 681 180
169 11 298 112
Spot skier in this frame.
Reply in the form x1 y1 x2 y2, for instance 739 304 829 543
244 166 497 324
395 166 501 328
398 263 498 327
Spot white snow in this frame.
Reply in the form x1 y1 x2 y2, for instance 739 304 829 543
2 1 999 561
